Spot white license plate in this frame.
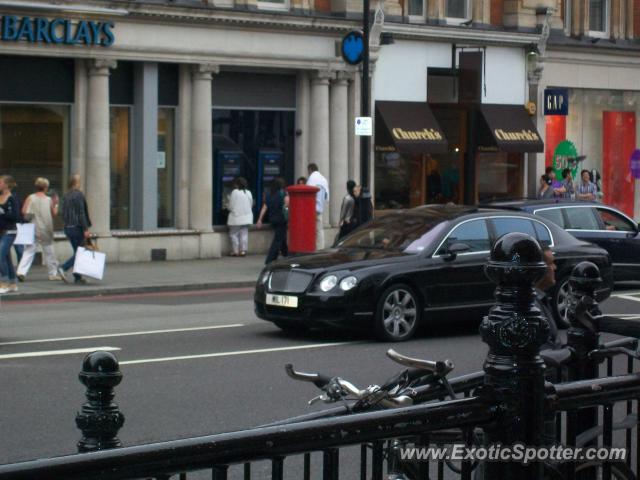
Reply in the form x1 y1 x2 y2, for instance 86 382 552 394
266 294 298 308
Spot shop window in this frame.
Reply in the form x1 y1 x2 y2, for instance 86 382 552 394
588 0 610 37
0 104 69 231
258 0 289 11
158 108 175 228
475 152 524 204
407 0 425 21
445 0 471 23
110 107 131 230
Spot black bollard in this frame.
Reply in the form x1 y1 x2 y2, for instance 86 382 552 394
76 351 125 453
566 261 605 459
480 233 549 480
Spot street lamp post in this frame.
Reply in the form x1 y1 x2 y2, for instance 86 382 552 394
359 0 373 224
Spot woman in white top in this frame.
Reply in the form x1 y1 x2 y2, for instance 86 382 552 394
227 177 254 257
17 177 61 280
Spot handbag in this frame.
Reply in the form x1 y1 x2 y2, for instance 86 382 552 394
73 246 106 280
14 223 35 245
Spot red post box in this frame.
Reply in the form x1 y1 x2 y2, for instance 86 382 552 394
286 185 319 254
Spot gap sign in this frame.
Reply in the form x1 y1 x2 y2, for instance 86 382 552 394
1 15 115 47
544 88 569 116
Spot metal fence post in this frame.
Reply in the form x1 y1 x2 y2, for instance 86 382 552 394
76 351 125 453
480 233 549 480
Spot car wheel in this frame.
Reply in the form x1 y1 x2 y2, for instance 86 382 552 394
552 277 571 329
374 284 421 342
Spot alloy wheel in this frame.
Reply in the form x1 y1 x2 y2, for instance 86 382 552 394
382 289 417 339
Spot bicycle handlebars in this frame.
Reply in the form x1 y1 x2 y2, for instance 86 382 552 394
386 349 454 376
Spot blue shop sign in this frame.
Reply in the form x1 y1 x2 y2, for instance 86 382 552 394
1 15 114 47
341 31 364 65
544 88 569 116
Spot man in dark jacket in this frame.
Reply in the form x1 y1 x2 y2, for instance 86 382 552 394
58 174 92 284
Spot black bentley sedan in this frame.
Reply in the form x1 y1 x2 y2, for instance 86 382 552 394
254 206 612 341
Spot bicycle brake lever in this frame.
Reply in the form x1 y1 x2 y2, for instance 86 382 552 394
308 393 329 405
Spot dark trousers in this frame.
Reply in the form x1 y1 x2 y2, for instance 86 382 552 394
61 226 85 280
0 233 16 282
265 223 288 265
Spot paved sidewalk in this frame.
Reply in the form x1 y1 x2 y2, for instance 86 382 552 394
1 255 266 301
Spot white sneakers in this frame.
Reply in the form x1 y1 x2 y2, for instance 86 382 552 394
0 283 17 294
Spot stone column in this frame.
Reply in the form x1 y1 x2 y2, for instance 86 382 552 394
175 64 192 230
86 58 116 235
347 72 361 185
309 70 332 226
71 59 88 188
189 64 218 231
294 71 310 180
329 72 349 227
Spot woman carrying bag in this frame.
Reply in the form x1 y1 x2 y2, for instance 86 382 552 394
227 177 253 257
16 177 61 281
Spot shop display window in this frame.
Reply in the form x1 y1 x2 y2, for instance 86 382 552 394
110 107 130 230
475 152 524 203
0 104 69 230
158 108 175 228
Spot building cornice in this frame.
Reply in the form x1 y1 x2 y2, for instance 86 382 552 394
545 47 640 68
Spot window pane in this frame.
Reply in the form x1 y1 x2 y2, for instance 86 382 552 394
536 209 565 229
0 104 69 231
533 222 553 247
596 208 635 232
589 0 606 31
110 107 130 230
446 0 467 18
408 0 423 16
442 220 490 253
565 207 599 230
491 218 537 241
158 108 175 228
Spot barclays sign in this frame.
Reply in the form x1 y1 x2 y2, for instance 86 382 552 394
1 15 115 47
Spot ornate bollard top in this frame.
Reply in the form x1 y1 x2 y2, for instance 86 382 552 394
79 351 123 389
484 232 546 287
567 261 606 333
569 261 602 291
481 233 549 355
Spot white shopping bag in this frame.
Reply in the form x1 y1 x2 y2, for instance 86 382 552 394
14 223 35 245
73 247 106 280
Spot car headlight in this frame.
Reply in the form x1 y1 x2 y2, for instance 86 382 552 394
339 276 358 291
319 275 338 292
259 270 271 285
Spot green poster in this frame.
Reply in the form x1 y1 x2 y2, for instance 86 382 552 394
552 140 579 179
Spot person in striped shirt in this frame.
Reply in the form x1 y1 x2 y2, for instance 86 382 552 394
575 169 598 201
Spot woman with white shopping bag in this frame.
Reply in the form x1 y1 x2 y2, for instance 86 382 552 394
16 178 62 282
58 174 92 284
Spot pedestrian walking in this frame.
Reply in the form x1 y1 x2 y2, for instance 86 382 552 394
257 177 288 265
58 174 91 284
5 176 23 264
575 169 598 201
0 175 19 293
227 177 253 257
537 175 554 199
16 178 61 281
337 180 357 240
306 163 329 250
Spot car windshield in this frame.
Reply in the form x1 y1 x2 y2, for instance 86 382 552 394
336 216 447 253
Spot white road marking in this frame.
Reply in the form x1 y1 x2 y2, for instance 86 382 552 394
120 342 360 366
0 346 120 360
0 324 244 347
611 294 640 303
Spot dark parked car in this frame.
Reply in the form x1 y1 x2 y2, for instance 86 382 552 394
486 200 640 282
254 205 612 341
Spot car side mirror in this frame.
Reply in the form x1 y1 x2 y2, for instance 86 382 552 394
445 242 471 261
